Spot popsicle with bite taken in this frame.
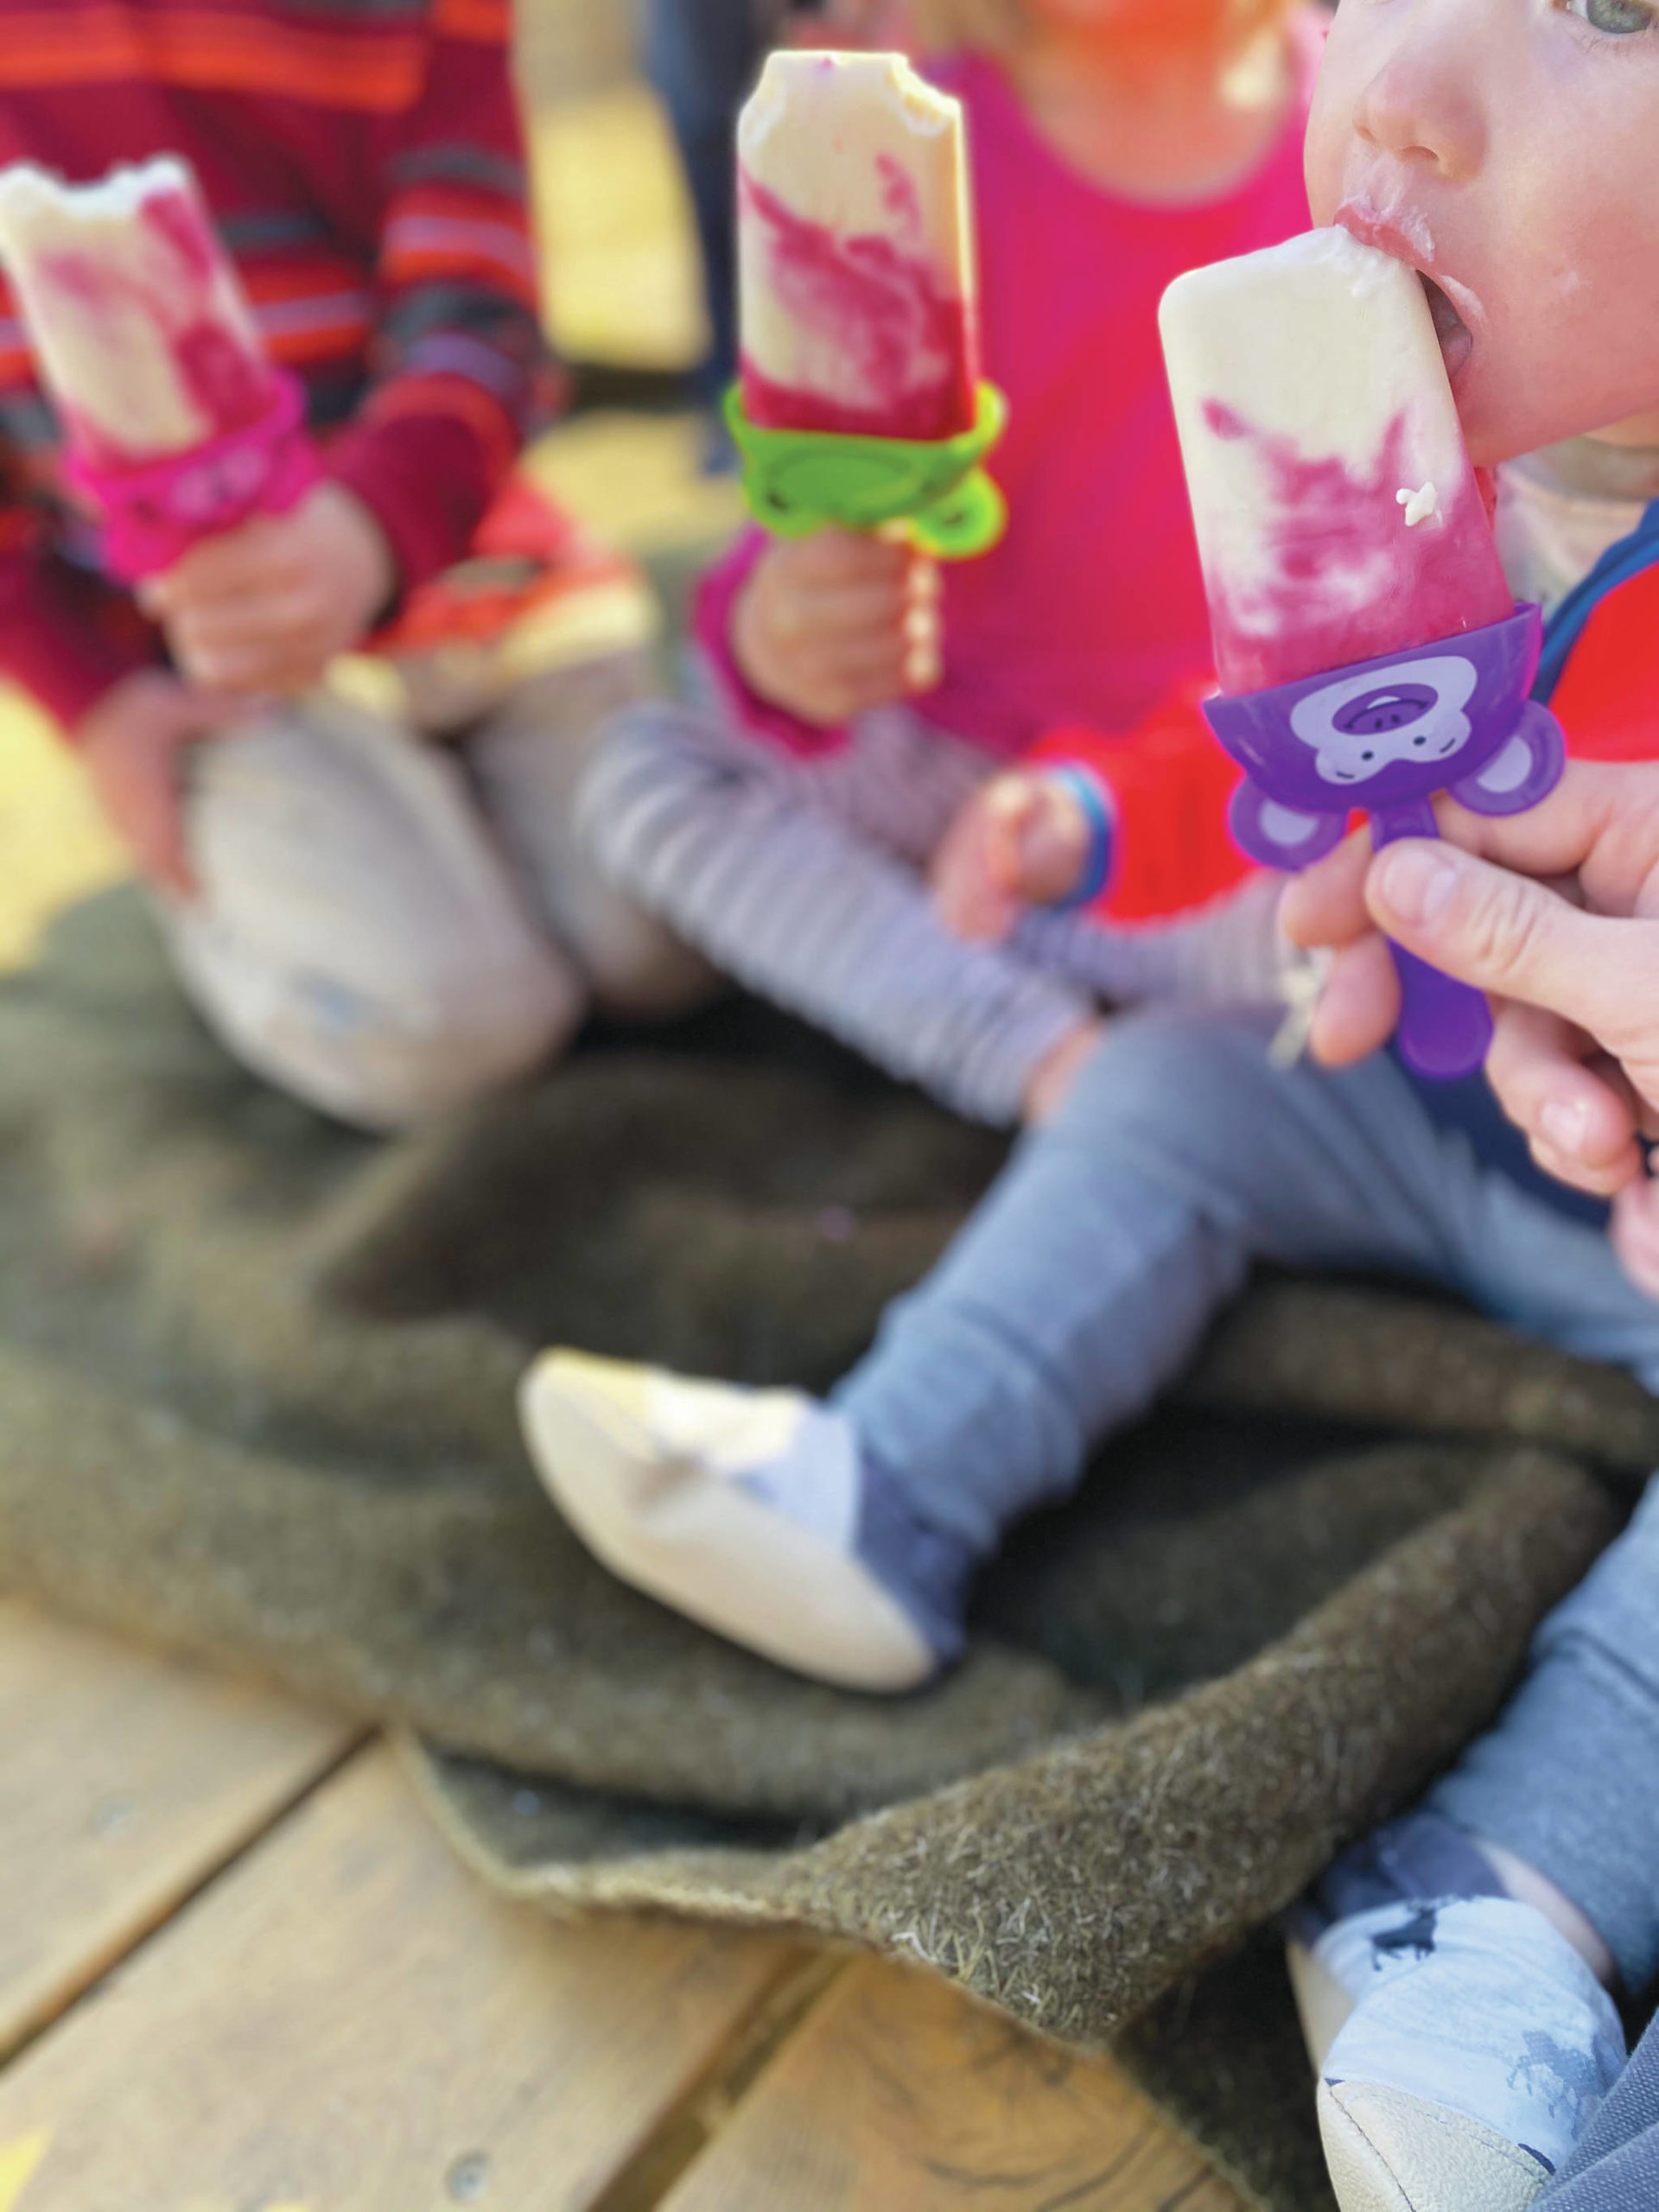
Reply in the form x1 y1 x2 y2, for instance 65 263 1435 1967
0 156 318 580
1159 226 1566 1080
727 49 1006 558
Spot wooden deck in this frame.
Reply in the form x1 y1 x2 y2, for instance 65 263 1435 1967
0 1601 1243 2212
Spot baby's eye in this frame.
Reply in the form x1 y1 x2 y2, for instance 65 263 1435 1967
1569 0 1656 31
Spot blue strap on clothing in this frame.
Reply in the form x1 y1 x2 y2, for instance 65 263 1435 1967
1534 496 1659 705
1045 766 1115 911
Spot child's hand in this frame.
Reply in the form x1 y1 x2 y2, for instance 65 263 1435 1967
75 671 245 897
1024 1016 1107 1125
931 771 1095 944
142 482 396 699
732 529 941 729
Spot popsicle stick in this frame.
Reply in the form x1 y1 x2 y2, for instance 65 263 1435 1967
0 1600 358 2063
660 1955 1246 2212
0 1745 798 2212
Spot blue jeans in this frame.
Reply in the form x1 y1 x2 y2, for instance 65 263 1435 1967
837 1009 1659 1549
1544 2018 1659 2208
833 1009 1659 1997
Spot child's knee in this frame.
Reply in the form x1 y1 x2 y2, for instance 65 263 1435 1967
192 930 581 1133
1047 1007 1283 1154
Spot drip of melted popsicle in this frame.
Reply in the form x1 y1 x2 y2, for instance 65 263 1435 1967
1160 227 1512 696
0 156 278 474
738 51 979 445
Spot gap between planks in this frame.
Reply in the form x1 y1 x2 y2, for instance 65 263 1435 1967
0 1599 365 2066
0 1738 798 2212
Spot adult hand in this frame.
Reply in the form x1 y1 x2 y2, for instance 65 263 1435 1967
141 480 395 699
75 670 247 897
1281 761 1659 1292
931 770 1093 943
732 528 941 728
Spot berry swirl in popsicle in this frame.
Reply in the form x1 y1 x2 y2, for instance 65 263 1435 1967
0 156 319 580
1159 227 1566 1081
727 51 1007 560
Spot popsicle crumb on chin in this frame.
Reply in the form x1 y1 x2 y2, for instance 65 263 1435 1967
1159 226 1513 697
737 50 981 446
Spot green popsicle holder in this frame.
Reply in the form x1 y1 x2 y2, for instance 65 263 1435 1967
725 380 1008 558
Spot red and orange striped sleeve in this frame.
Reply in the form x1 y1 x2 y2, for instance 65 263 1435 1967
327 0 563 594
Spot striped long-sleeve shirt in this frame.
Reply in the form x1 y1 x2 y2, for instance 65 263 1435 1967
0 0 558 727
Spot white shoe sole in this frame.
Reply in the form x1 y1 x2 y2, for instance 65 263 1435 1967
1319 2080 1552 2212
519 1351 939 1694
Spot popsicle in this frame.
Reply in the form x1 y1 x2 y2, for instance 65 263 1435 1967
0 156 318 577
727 51 1006 557
1160 226 1514 696
1158 227 1566 1080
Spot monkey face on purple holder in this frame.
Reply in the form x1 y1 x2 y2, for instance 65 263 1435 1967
1202 604 1567 1081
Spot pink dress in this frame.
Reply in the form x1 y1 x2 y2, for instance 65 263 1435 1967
700 19 1323 760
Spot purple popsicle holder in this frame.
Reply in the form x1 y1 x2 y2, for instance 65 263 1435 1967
1204 602 1566 1081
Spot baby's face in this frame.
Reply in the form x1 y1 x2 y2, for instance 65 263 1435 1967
1306 0 1659 467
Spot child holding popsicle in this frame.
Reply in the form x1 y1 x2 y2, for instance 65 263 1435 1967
529 5 1659 2203
577 0 1329 1133
0 0 703 1132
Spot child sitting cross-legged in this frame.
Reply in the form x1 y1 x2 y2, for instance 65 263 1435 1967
0 0 709 1135
577 0 1330 1135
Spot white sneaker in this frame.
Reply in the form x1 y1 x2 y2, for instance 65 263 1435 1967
1312 1898 1627 2212
518 1351 940 1693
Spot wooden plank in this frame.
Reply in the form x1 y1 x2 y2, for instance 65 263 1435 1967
0 1745 797 2212
0 1601 357 2061
661 1955 1248 2212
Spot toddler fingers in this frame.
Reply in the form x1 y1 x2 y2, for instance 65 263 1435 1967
1279 824 1376 951
1306 933 1399 1066
171 594 327 689
789 578 925 643
143 515 290 613
788 527 911 588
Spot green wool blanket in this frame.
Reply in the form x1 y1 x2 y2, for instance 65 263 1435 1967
1 888 1649 2210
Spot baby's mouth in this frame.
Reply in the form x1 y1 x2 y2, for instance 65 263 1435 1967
1419 272 1474 387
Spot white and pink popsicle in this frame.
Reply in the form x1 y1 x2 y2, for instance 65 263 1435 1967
0 156 279 475
737 50 981 445
1159 227 1513 697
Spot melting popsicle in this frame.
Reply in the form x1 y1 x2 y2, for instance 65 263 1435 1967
1158 227 1565 1081
727 51 1004 557
0 158 278 471
1160 226 1513 698
0 156 317 576
739 49 979 444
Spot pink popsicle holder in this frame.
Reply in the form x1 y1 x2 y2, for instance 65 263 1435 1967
67 368 321 582
1205 603 1566 1080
